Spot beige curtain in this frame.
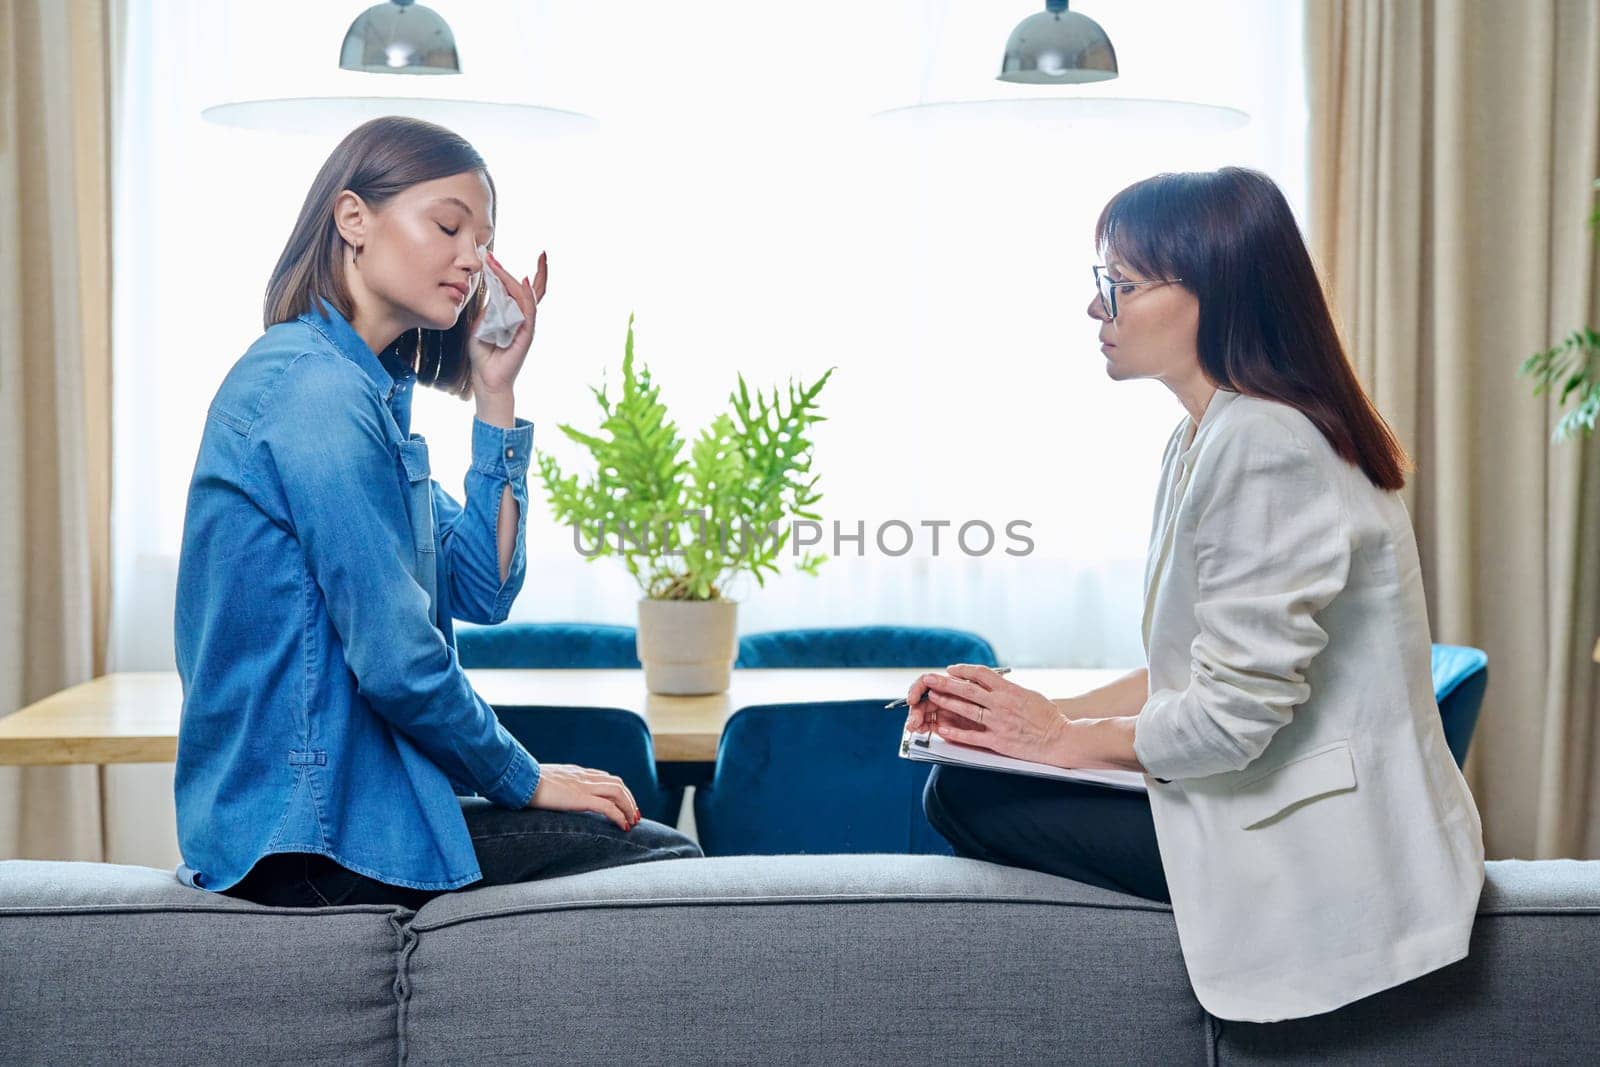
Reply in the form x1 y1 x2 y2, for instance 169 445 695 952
1308 0 1600 859
0 0 115 861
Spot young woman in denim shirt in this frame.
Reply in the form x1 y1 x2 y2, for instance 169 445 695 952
173 117 700 909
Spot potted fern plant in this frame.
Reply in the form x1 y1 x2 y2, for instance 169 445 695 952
1518 178 1600 663
538 316 834 694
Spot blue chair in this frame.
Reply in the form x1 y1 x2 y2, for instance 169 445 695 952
493 706 679 827
697 626 999 856
694 699 953 856
735 626 998 669
1432 644 1488 768
455 622 641 669
454 624 674 823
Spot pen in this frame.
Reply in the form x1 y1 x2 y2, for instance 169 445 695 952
885 666 1012 710
888 667 1013 746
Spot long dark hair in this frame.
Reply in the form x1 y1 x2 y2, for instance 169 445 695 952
264 116 496 398
1095 167 1412 491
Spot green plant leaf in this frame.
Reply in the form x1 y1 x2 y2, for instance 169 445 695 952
534 321 837 599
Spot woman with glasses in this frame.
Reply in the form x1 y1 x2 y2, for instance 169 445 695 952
900 167 1484 1023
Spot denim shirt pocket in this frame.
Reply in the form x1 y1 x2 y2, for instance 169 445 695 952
397 435 440 628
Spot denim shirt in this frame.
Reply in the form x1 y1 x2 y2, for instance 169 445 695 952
173 300 540 893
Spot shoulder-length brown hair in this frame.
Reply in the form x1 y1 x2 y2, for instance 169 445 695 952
264 116 496 398
1095 167 1412 491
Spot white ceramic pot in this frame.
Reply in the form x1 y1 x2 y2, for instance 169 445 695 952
635 597 739 695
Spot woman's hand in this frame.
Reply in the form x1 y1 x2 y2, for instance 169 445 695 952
903 670 981 736
526 763 641 832
916 664 1072 764
467 249 547 403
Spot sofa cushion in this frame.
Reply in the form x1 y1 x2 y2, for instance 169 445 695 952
0 860 406 1066
400 854 1207 1066
1215 859 1600 1064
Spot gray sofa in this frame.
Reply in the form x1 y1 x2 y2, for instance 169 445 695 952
2 855 1597 1065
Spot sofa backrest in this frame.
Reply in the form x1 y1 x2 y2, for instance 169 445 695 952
5 857 1600 1064
397 854 1204 1065
0 860 407 1066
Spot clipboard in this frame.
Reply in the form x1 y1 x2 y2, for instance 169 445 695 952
899 730 1149 793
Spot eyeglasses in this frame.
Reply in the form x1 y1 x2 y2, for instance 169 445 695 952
1093 264 1182 320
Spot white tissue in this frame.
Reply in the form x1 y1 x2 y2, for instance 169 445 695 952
472 244 526 348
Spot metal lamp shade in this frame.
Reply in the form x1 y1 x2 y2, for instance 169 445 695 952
339 0 461 76
998 2 1117 85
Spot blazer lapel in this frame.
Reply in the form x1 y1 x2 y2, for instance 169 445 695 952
1141 389 1240 653
1142 462 1192 652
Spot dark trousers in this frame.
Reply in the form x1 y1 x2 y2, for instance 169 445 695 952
923 763 1171 903
221 797 703 909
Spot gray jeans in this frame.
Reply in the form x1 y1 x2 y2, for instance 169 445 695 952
222 797 703 909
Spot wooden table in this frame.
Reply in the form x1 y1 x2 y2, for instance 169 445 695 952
0 668 1132 766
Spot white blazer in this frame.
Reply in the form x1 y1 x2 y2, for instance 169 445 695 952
1134 386 1484 1023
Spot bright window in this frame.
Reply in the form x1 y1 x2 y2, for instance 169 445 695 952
109 0 1307 670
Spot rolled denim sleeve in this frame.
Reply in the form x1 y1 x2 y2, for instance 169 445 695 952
1134 417 1353 781
433 416 532 625
252 354 540 809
